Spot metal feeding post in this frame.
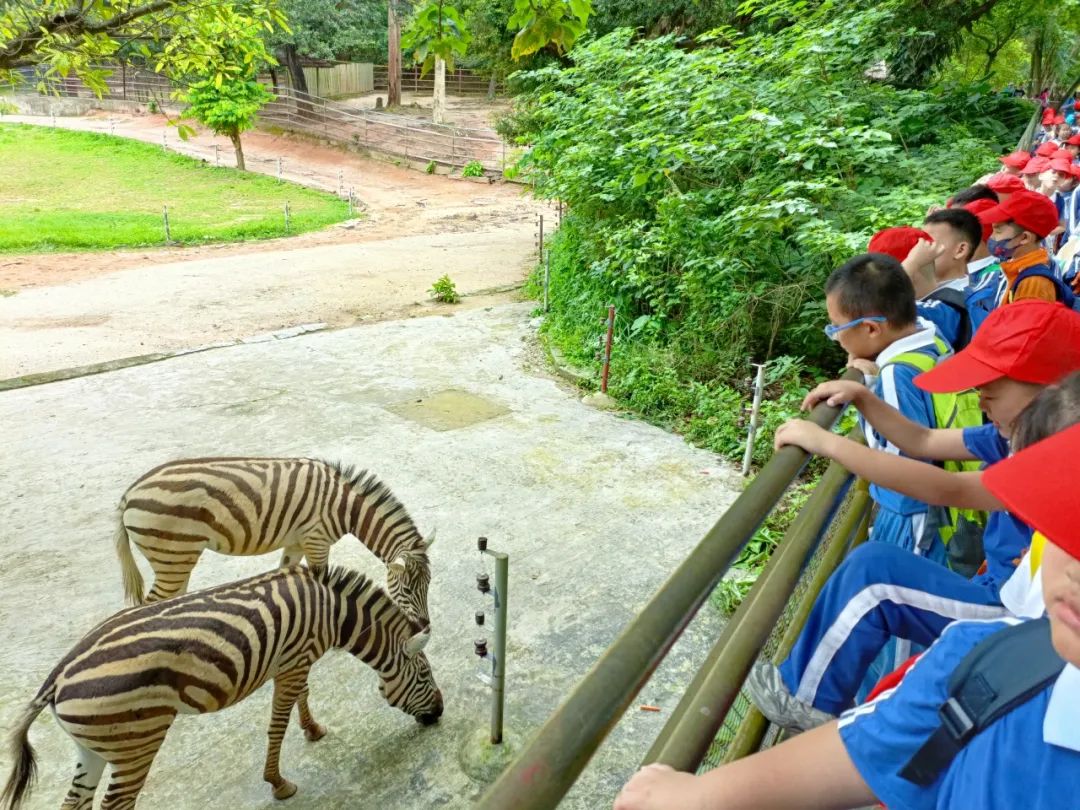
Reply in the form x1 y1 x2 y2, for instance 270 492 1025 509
474 536 509 744
741 363 767 476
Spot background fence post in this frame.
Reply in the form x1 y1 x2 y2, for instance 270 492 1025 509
162 205 171 243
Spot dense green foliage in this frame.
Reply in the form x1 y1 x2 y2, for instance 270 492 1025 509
506 3 1031 463
275 0 389 63
0 124 348 251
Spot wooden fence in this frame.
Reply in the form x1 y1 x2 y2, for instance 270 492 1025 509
301 63 374 98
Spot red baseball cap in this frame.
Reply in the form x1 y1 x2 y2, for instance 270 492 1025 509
983 421 1080 560
1052 148 1074 161
1043 108 1057 125
1022 156 1052 175
1067 134 1080 146
962 198 995 242
916 301 1080 392
1051 158 1075 174
979 189 1061 237
986 174 1026 194
867 226 931 263
998 150 1030 169
1036 142 1058 157
1054 114 1067 125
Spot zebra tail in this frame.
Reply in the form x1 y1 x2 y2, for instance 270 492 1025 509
0 688 51 810
115 515 145 605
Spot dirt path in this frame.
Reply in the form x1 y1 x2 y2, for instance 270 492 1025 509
0 114 552 377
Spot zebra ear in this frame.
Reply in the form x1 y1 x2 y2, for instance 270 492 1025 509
423 528 436 549
388 557 407 576
404 630 430 658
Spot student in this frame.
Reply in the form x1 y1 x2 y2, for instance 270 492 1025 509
997 150 1029 175
986 172 1025 200
985 189 1075 305
743 302 1080 727
614 406 1080 810
819 253 955 563
947 184 998 207
867 223 971 349
960 199 1006 330
1066 133 1080 159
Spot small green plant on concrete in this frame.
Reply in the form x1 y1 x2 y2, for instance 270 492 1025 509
462 160 484 177
429 274 461 303
147 99 159 114
426 160 437 174
0 100 18 115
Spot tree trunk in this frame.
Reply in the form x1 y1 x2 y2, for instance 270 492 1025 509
230 130 245 171
487 73 496 100
388 2 402 107
433 57 446 124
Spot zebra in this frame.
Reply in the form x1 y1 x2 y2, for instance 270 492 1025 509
0 564 443 810
114 457 434 627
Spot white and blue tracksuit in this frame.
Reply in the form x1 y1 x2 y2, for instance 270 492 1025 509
839 618 1080 810
778 425 1034 715
863 325 952 563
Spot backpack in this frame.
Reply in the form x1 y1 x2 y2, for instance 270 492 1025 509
882 341 988 576
900 618 1065 787
924 286 972 350
964 267 1004 335
1012 265 1077 310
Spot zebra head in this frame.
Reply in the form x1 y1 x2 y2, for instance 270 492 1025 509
378 629 443 725
386 530 434 629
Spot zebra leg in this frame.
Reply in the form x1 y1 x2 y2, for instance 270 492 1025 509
60 743 105 810
142 551 202 603
97 722 172 810
300 539 330 573
263 670 308 800
279 545 304 568
296 685 326 742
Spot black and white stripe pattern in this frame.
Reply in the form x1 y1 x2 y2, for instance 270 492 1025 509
0 565 442 810
114 457 433 626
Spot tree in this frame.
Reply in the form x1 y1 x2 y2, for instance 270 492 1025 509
388 0 404 104
183 77 272 170
508 0 592 59
401 0 470 121
0 0 286 94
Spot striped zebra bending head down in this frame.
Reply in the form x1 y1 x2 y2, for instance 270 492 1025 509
0 565 442 810
115 457 434 627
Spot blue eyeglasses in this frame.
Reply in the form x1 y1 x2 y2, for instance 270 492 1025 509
823 316 887 340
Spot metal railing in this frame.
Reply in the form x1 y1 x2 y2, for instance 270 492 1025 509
476 369 865 809
372 64 504 96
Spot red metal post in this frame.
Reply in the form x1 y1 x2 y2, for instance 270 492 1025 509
601 305 615 394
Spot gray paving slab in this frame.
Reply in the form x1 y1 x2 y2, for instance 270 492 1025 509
0 303 741 809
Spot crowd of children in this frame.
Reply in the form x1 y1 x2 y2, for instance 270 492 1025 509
613 104 1080 809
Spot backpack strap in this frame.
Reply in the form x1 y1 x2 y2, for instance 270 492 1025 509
925 286 972 349
899 618 1065 787
1014 266 1075 307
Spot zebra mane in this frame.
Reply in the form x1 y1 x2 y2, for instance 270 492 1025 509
321 460 428 560
317 565 375 599
317 566 420 629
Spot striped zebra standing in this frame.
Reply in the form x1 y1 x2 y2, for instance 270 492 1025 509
115 457 434 626
0 565 443 810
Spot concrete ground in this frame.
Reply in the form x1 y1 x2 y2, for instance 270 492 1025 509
0 303 741 809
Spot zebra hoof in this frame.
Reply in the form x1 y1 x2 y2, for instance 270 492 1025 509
304 723 327 742
272 780 298 800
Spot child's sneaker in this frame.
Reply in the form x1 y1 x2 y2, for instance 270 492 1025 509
744 662 837 733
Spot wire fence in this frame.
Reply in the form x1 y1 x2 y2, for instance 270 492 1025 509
372 64 504 97
4 68 512 174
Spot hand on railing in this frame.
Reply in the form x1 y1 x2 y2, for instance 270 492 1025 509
800 379 868 411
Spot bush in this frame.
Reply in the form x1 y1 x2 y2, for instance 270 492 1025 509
509 16 1029 387
426 160 437 174
429 274 461 303
461 160 485 177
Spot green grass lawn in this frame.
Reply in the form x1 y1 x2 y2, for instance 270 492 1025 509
0 123 351 252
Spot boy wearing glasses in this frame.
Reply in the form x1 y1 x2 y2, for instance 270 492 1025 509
823 253 954 563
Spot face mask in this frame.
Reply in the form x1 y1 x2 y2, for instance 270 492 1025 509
987 234 1018 260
